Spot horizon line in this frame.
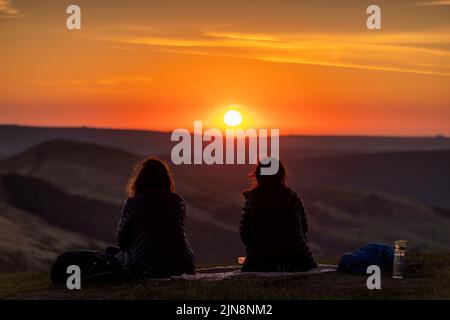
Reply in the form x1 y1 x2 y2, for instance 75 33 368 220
0 123 448 139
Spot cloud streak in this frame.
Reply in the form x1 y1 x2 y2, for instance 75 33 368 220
415 0 450 6
96 76 152 85
86 29 450 77
34 77 152 87
0 0 19 16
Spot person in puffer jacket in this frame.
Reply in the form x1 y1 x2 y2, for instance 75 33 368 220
116 157 196 278
240 159 317 272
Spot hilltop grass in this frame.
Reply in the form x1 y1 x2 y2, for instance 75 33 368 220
0 251 449 300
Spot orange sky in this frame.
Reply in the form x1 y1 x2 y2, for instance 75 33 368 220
0 0 449 135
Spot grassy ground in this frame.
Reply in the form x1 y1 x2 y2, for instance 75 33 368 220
0 251 449 300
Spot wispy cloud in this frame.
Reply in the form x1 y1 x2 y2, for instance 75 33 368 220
33 77 152 87
34 80 87 87
0 0 19 16
68 24 450 77
96 76 152 85
415 1 450 6
204 32 279 42
100 30 450 77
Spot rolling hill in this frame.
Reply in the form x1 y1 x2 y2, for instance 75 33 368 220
1 125 450 160
0 125 171 160
0 193 105 273
285 150 450 207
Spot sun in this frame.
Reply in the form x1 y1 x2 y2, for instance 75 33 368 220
224 110 242 127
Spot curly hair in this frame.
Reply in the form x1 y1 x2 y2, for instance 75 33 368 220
127 157 175 197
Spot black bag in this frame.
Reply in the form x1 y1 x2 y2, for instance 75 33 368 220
50 250 123 284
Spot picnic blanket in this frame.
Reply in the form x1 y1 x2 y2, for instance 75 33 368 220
170 264 337 281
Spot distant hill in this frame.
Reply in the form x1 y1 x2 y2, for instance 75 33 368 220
0 174 119 241
300 187 450 255
1 125 450 160
1 139 450 272
0 125 171 160
0 200 104 273
0 139 139 204
285 150 450 207
0 176 105 272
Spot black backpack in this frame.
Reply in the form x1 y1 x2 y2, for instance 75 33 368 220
50 250 124 284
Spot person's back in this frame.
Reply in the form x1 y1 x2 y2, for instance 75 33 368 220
116 157 196 277
240 159 316 272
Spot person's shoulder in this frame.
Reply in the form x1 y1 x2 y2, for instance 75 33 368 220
166 192 187 215
282 187 302 201
242 188 259 200
121 197 138 214
123 196 137 207
168 192 185 204
242 189 251 199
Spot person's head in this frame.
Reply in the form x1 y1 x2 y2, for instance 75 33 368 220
249 158 286 189
127 157 175 197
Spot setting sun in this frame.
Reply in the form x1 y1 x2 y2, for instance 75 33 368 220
224 110 243 127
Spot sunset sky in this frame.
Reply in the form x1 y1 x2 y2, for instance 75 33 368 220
1 0 449 135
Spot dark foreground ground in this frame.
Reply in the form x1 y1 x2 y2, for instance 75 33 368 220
0 252 449 300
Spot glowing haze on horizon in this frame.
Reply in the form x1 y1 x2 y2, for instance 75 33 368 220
0 0 449 136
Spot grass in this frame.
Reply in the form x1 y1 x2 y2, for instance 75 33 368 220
0 251 449 300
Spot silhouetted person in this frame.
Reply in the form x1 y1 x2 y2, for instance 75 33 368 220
240 159 317 272
116 157 196 277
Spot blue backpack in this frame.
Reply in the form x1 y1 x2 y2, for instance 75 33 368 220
337 243 394 274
